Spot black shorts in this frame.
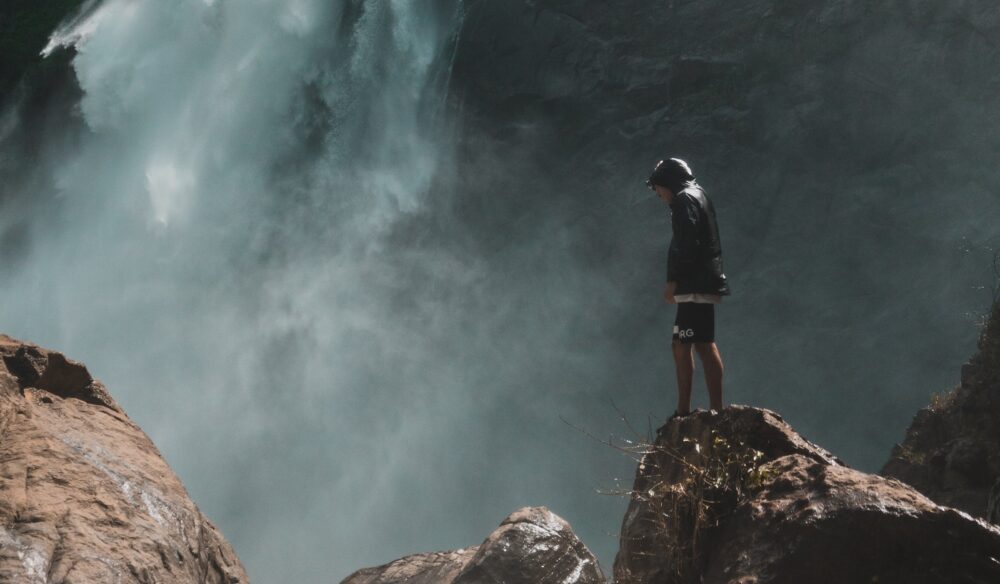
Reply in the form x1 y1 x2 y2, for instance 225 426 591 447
673 302 716 344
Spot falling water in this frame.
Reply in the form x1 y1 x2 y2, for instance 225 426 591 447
1 1 472 580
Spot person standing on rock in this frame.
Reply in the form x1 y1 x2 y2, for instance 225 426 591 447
647 158 731 418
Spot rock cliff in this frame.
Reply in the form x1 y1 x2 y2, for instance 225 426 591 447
613 406 1000 584
340 507 604 584
882 301 1000 522
446 1 1000 473
0 334 247 584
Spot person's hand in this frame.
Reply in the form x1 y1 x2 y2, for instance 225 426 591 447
664 281 677 304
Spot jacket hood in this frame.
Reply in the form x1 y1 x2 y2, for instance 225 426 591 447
649 158 696 195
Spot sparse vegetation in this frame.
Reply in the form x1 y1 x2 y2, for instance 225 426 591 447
569 411 772 584
625 429 768 581
894 439 929 466
928 385 959 413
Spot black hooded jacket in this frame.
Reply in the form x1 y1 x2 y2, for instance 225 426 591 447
667 181 731 296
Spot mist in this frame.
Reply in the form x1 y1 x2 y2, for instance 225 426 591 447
2 1 1000 583
0 1 521 581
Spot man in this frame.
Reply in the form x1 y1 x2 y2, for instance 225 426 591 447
646 158 731 418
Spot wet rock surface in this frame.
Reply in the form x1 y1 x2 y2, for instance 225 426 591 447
613 406 1000 584
0 334 247 584
707 454 1000 584
341 506 604 584
339 549 477 584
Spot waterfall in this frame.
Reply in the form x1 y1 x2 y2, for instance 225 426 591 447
1 1 469 580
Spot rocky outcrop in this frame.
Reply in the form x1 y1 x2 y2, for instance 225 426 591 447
882 302 1000 520
614 406 1000 584
340 507 604 584
340 549 477 584
0 334 247 584
703 454 1000 584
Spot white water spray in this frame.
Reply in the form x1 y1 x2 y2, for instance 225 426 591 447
3 1 470 580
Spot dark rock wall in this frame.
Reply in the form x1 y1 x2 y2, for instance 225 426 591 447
445 0 1000 472
0 0 87 99
0 0 87 269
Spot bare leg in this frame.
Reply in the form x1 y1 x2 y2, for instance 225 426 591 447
694 342 724 411
672 340 695 414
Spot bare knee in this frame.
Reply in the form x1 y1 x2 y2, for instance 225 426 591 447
693 342 716 356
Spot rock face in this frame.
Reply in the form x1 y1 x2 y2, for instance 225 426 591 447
613 406 1000 584
882 302 1000 520
0 0 87 101
446 1 1000 473
0 334 247 584
340 507 604 584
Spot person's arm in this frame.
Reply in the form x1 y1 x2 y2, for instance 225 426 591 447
664 280 677 304
666 194 701 287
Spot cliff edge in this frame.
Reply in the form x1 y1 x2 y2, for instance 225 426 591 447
614 406 1000 584
0 334 247 584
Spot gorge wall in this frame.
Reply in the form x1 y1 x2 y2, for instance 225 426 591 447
2 1 1000 580
445 0 1000 471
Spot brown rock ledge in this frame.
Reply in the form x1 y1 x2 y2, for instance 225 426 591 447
613 405 1000 584
0 334 247 584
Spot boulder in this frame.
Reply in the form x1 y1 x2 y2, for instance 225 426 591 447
704 454 1000 584
0 334 247 584
341 507 605 584
613 406 1000 584
339 549 477 584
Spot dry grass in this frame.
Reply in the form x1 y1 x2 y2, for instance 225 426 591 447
639 430 769 579
928 386 960 413
592 419 771 584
